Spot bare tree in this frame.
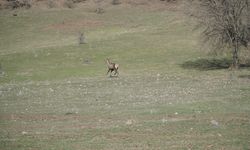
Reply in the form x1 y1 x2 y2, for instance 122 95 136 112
185 0 250 69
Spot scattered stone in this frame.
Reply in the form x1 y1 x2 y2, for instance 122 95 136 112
211 120 219 126
17 91 22 96
162 118 167 123
196 110 202 114
150 109 154 114
49 88 54 92
126 119 134 125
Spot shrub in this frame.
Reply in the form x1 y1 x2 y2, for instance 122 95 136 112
79 33 86 44
47 0 55 8
72 0 87 3
112 0 121 5
64 0 74 8
6 0 32 9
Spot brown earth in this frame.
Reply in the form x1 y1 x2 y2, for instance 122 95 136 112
0 0 179 10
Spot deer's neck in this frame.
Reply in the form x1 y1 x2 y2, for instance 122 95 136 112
107 60 113 68
106 60 110 65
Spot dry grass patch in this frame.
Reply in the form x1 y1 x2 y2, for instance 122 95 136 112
44 19 104 31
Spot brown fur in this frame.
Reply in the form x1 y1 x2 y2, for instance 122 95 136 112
106 58 119 76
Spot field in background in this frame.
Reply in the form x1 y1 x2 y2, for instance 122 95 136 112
0 1 250 150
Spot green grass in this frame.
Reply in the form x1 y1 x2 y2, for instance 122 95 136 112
0 3 250 150
0 6 199 83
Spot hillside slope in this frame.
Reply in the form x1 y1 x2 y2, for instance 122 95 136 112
0 2 250 150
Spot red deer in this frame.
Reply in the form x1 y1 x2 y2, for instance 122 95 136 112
106 58 119 77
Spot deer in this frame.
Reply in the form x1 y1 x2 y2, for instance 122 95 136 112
106 58 119 77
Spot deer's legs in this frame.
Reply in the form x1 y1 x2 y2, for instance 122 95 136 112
107 69 114 77
110 70 115 76
107 68 118 77
107 69 111 75
114 69 119 76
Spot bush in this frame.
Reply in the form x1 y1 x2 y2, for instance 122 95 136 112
72 0 87 3
112 0 121 5
160 0 177 2
64 0 74 8
6 0 32 9
47 0 55 8
0 2 3 10
79 33 86 44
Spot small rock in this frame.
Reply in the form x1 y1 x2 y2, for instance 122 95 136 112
126 120 133 125
196 110 202 114
17 91 22 96
162 118 167 123
211 120 219 126
49 88 54 92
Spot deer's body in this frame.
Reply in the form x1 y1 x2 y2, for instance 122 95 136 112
106 59 119 76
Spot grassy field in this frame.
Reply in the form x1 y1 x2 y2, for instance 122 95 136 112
0 2 250 150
